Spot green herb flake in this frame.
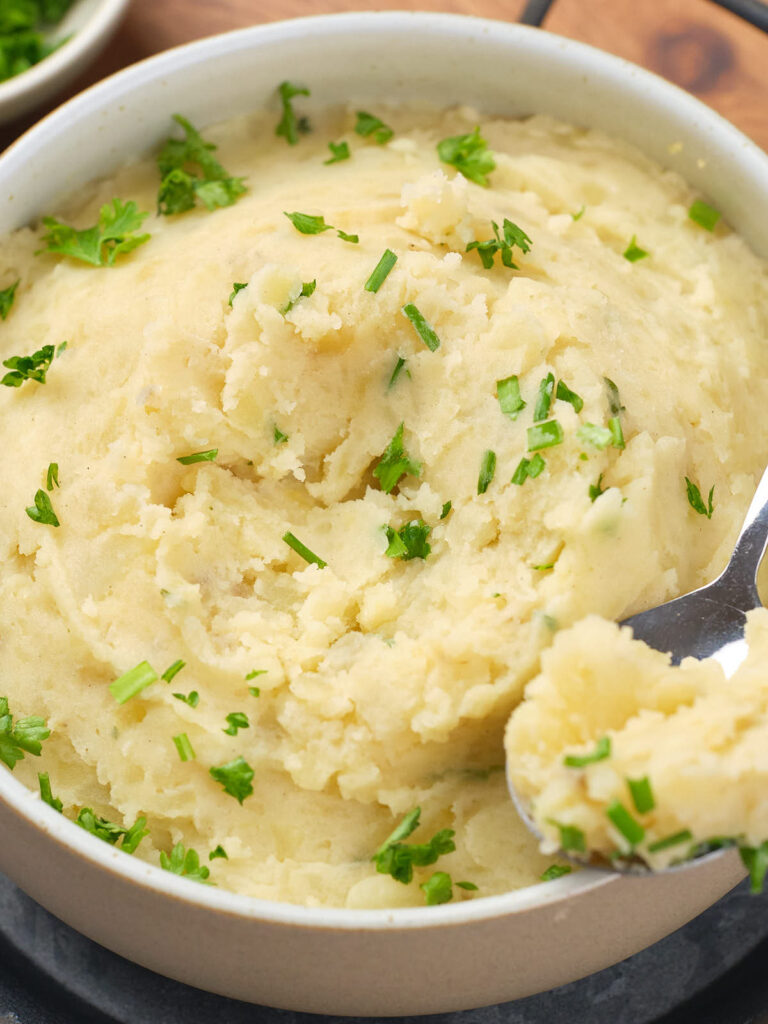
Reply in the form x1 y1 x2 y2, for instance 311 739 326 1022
402 303 440 351
688 199 721 232
275 81 310 145
246 669 266 681
109 661 159 705
532 562 554 571
388 355 409 390
534 372 555 422
372 806 456 884
547 819 586 853
209 755 255 804
173 691 199 708
609 416 625 449
627 776 655 814
540 864 572 881
577 423 613 450
354 110 393 145
273 424 289 444
740 841 768 895
456 880 478 891
606 800 645 846
420 870 453 906
0 278 19 319
336 228 359 244
173 732 196 762
209 844 229 861
571 206 586 221
564 736 611 768
440 500 452 520
685 477 715 519
623 235 649 262
177 449 218 465
437 127 495 187
228 282 247 306
157 115 246 215
160 841 211 883
161 659 186 684
2 344 54 387
588 473 606 503
248 687 261 698
604 377 624 416
0 697 50 770
365 248 398 293
284 210 333 235
496 374 526 420
223 711 249 736
25 488 59 527
384 519 432 561
527 420 564 452
324 140 350 164
373 422 421 494
41 199 150 266
511 453 546 485
38 772 62 812
45 462 59 490
648 829 693 854
466 218 532 270
281 279 316 315
555 380 583 413
56 341 67 357
282 531 327 569
76 808 149 854
477 449 496 495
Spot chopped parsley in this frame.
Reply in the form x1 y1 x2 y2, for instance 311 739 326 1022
209 844 229 861
209 755 254 804
627 776 655 814
437 127 495 186
40 199 150 266
161 659 186 684
76 808 149 854
177 449 218 465
2 343 54 386
685 477 715 519
496 374 526 420
246 669 266 681
401 303 440 351
25 488 59 527
571 206 586 221
354 111 393 144
324 140 350 164
688 199 721 232
373 422 421 493
456 880 478 891
532 562 554 571
282 531 327 568
46 462 59 490
372 806 456 884
477 449 496 494
577 423 614 450
228 282 247 306
273 424 289 444
540 864 572 881
466 218 532 269
606 800 645 846
440 500 452 520
0 278 18 319
511 454 546 485
173 691 199 708
281 279 316 316
527 421 564 452
588 474 606 502
223 712 249 736
365 249 398 293
547 819 586 853
275 81 311 145
384 519 432 561
109 661 159 705
38 772 62 812
534 373 555 422
563 736 611 768
336 229 359 243
157 115 246 214
555 380 583 413
160 842 211 883
284 211 357 242
0 697 50 770
173 732 196 762
623 235 649 262
248 687 261 698
740 842 768 895
648 829 693 854
420 870 453 906
388 355 409 390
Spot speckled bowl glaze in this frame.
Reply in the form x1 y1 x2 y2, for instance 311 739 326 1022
0 12 764 1016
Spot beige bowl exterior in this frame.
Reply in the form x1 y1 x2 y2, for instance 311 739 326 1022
0 12 765 1016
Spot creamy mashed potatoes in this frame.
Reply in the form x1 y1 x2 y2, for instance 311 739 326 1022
1 102 768 908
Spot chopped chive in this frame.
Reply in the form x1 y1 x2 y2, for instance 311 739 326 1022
527 453 546 477
739 842 768 894
589 473 606 503
365 249 398 293
604 377 624 416
46 462 59 491
177 449 217 465
527 420 564 452
688 199 721 232
648 829 693 853
608 416 625 449
273 424 289 444
25 489 59 527
324 140 350 164
281 279 316 315
248 687 261 698
623 235 648 262
173 732 196 762
228 282 247 306
173 691 199 707
283 531 327 568
627 776 655 814
511 452 546 486
284 211 332 235
456 880 478 891
547 819 586 853
532 562 554 571
477 450 496 495
0 278 19 320
161 659 186 684
577 423 613 450
388 356 408 390
534 373 555 422
540 864 572 881
571 206 586 222
496 374 526 420
606 800 645 846
109 661 159 705
246 669 266 680
209 844 229 861
402 303 440 351
354 111 393 144
38 772 62 812
563 736 611 768
336 229 359 244
685 477 715 519
373 422 421 493
57 341 68 357
555 380 583 413
440 500 452 520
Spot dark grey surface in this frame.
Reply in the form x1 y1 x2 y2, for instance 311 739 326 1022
2 872 768 1024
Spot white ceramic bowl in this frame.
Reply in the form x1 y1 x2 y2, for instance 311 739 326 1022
0 0 130 124
0 12 764 1017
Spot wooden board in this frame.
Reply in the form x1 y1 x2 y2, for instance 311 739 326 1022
1 0 767 150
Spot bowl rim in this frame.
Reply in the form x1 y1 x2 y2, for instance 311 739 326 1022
0 8 757 930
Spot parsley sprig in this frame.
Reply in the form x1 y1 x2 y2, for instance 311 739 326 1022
0 696 50 770
40 199 150 267
373 422 421 493
372 807 456 884
685 477 715 519
354 111 393 144
2 344 54 387
275 81 311 145
384 520 432 561
437 127 495 186
0 278 18 319
209 755 255 804
467 218 531 269
76 808 149 854
160 841 211 883
157 115 246 215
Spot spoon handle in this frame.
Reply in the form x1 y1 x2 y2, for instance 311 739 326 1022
719 464 768 605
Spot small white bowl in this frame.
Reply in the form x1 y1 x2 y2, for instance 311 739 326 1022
0 11 765 1017
0 0 130 124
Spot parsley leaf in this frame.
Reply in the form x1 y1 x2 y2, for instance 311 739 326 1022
384 520 432 561
273 424 289 444
281 279 316 315
25 488 59 527
0 697 50 770
46 462 59 490
477 449 496 494
228 282 247 306
372 807 456 885
223 711 249 736
689 199 721 232
440 500 452 520
547 819 586 853
555 380 583 413
177 449 217 465
282 531 327 569
284 211 333 235
209 755 255 804
373 422 421 493
466 218 531 269
324 140 350 164
209 844 229 861
336 228 359 244
540 864 572 881
38 772 62 812
173 690 199 708
0 278 19 319
2 343 54 387
420 870 453 905
76 808 149 853
275 81 310 145
160 841 211 883
41 199 150 266
354 111 393 144
157 115 246 215
685 477 715 519
437 127 495 186
588 473 606 502
623 235 649 262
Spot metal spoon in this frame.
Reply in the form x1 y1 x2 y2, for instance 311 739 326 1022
509 464 768 873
